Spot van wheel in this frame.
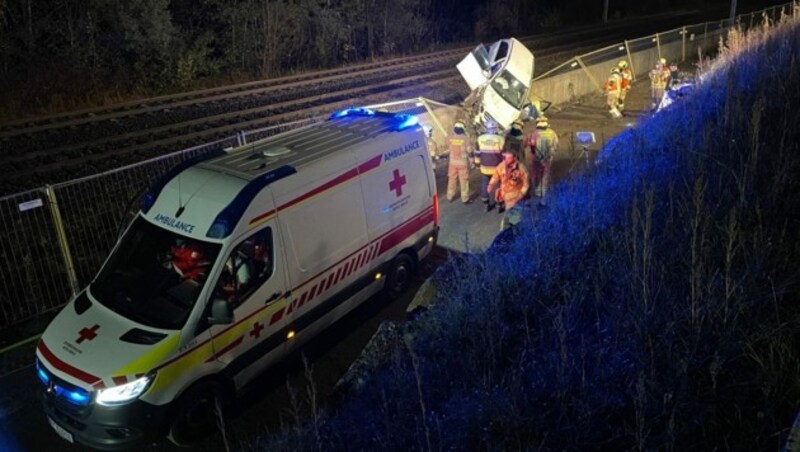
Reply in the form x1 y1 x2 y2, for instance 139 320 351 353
166 381 226 447
384 254 415 299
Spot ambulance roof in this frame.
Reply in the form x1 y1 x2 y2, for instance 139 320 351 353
200 109 420 180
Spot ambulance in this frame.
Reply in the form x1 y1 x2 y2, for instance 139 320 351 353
35 108 439 449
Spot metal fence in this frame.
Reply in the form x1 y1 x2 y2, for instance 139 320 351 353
0 3 793 330
531 2 795 107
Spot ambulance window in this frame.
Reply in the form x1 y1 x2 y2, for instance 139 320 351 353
214 227 274 310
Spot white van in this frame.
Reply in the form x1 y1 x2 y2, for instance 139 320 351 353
35 108 439 449
456 37 535 130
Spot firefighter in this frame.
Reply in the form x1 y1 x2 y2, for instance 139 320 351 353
649 58 670 110
668 60 679 87
423 125 438 170
475 119 505 212
617 60 633 113
487 149 530 229
445 121 473 204
529 116 558 206
605 67 623 118
503 118 526 162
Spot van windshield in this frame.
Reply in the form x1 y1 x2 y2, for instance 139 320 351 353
91 216 221 330
490 69 528 109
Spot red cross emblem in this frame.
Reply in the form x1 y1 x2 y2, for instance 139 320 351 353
250 321 264 339
389 169 407 197
76 324 100 344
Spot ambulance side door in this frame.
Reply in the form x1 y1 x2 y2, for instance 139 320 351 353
208 218 290 384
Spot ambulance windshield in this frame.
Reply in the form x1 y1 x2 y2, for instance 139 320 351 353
91 216 221 329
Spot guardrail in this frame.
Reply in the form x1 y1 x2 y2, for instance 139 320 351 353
0 2 793 330
531 2 794 108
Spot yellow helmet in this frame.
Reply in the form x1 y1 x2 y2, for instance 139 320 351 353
618 60 628 69
659 57 667 65
512 119 524 130
453 121 465 130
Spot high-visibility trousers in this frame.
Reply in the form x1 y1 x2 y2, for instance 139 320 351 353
446 164 470 203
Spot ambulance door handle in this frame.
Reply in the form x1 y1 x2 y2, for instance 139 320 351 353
265 291 290 304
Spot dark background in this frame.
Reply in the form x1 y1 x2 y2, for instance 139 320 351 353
0 0 778 120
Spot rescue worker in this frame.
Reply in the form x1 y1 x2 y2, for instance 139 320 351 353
445 121 473 204
503 119 526 162
529 116 558 206
487 149 529 230
617 60 633 113
475 119 505 212
649 58 670 110
169 241 210 283
605 67 623 118
668 60 679 87
423 125 438 171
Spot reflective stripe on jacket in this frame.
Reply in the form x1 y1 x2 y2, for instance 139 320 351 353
447 133 471 167
534 128 558 161
477 133 504 175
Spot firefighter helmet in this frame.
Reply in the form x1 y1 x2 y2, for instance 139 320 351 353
484 119 498 133
536 116 549 128
659 57 667 65
511 119 524 130
618 60 628 69
454 121 466 131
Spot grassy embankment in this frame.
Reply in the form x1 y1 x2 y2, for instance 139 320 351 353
253 5 800 450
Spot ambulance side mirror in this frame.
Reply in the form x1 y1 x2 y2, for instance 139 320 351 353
209 298 234 325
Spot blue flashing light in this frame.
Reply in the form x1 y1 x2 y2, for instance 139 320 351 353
36 361 49 385
55 385 91 405
394 114 419 131
330 107 376 119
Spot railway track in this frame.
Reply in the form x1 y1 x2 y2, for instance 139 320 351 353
0 11 702 195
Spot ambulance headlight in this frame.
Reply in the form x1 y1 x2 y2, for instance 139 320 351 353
96 374 154 406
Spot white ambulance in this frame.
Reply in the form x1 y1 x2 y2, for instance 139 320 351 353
35 108 439 449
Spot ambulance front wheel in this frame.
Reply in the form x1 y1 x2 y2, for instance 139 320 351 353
166 380 227 447
384 253 416 299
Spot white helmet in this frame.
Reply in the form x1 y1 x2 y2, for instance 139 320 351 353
484 119 498 133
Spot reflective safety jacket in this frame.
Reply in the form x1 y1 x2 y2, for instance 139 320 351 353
476 133 505 176
649 65 670 88
446 133 472 168
489 160 530 209
532 127 558 161
605 72 622 94
620 68 633 90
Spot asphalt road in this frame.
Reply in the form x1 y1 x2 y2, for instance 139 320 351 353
0 76 656 451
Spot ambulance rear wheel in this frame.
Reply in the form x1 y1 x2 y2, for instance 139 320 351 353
166 381 226 447
384 254 415 299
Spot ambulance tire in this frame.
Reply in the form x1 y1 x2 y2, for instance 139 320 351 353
384 253 415 300
166 380 227 447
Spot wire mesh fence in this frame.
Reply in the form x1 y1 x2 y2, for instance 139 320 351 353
0 2 791 330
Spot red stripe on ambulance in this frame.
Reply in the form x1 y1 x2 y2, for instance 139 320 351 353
37 340 103 388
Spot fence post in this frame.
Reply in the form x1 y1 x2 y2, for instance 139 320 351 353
624 40 636 81
575 56 603 94
45 185 79 295
681 27 687 62
655 33 662 59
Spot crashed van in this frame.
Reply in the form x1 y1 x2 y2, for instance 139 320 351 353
35 108 439 449
457 37 535 129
